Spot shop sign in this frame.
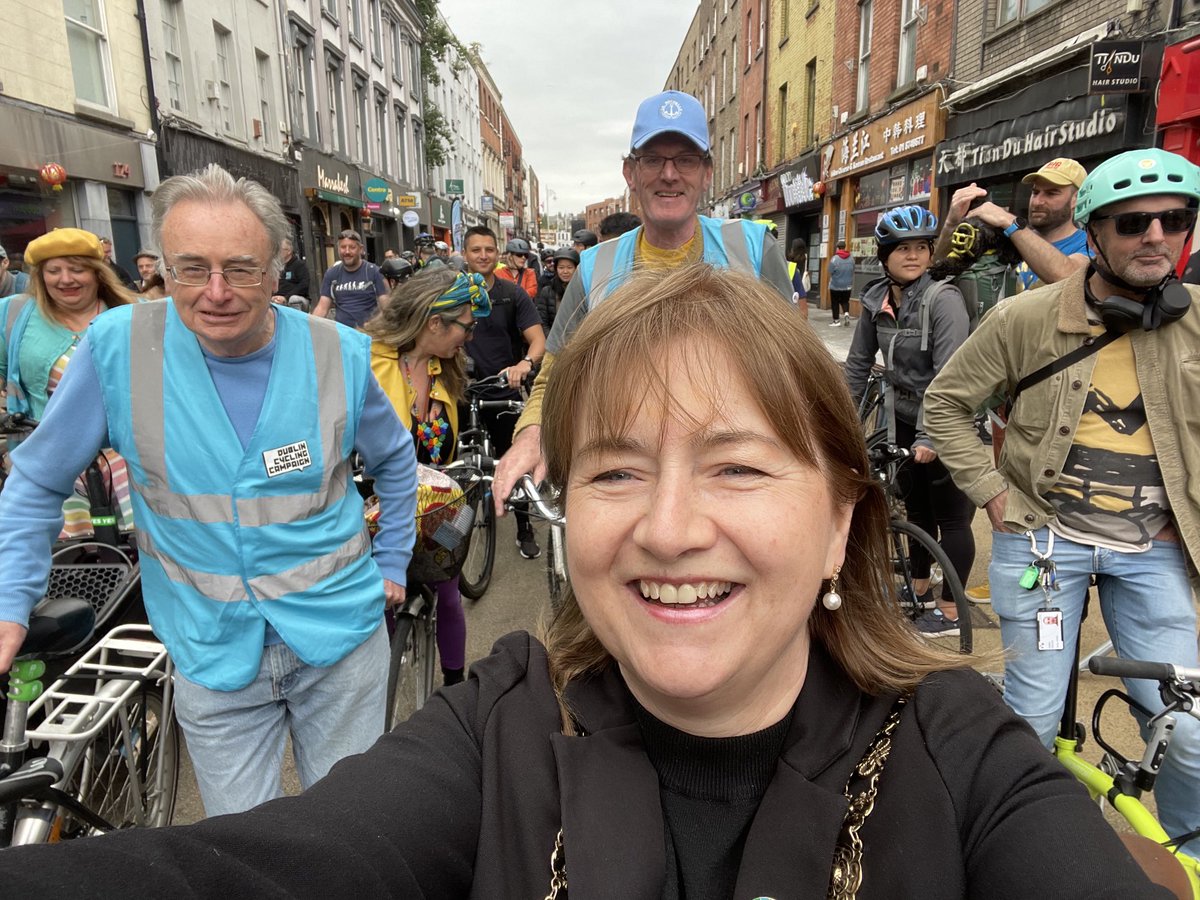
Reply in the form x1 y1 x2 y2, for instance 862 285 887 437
734 185 759 213
395 193 419 207
317 165 351 195
481 195 495 211
430 195 452 228
779 156 819 208
824 94 939 181
1089 41 1146 94
402 209 421 228
935 93 1128 185
363 177 390 203
112 162 131 179
445 178 464 195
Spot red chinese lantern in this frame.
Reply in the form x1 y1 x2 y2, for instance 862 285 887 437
813 180 826 197
39 162 68 192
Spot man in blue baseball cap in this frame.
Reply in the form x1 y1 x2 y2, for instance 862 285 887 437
492 89 793 510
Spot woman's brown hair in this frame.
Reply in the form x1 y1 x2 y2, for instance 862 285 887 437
540 263 973 714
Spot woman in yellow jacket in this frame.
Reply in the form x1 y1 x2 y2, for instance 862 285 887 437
364 270 491 685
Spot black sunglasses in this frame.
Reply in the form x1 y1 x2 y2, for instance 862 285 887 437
1090 207 1198 236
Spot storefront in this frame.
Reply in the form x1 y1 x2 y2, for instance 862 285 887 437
360 173 413 260
819 91 942 296
300 151 366 274
427 194 452 246
0 100 156 276
772 151 823 298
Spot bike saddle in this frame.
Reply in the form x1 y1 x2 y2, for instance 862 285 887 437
17 596 95 660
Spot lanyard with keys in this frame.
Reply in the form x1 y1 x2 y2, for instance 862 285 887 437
1021 531 1064 650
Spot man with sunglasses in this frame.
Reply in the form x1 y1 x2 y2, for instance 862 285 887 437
925 148 1200 857
492 90 792 510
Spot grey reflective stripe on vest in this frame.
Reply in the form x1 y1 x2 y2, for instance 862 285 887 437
129 305 349 526
139 527 371 603
720 219 752 271
585 239 623 308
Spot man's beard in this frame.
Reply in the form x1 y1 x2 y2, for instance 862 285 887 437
1031 203 1073 233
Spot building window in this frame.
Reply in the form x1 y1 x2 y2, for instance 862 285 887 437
721 51 727 104
758 0 766 52
321 0 338 18
745 10 753 65
729 127 736 186
328 56 346 154
390 21 404 84
214 23 238 135
413 120 425 186
407 34 421 99
780 0 790 42
731 37 737 93
777 84 788 161
394 104 409 181
292 29 319 142
999 0 1053 25
805 59 817 146
369 0 383 60
256 50 274 148
162 0 185 112
375 91 389 175
348 0 363 42
754 102 763 170
856 0 873 113
353 75 369 162
64 0 115 109
898 0 919 86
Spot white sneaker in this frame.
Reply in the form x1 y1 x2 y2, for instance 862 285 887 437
828 318 842 327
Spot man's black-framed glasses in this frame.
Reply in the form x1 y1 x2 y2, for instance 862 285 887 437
168 265 266 287
1090 207 1198 237
629 153 709 175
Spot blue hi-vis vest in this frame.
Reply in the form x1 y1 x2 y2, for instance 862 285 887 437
89 301 380 690
577 216 769 308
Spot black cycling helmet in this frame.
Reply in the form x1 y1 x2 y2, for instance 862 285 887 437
505 238 531 255
552 247 580 265
572 229 598 248
380 257 415 282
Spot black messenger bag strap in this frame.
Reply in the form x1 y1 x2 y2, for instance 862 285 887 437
1008 330 1121 409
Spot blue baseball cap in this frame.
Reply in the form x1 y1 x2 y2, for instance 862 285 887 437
630 91 710 153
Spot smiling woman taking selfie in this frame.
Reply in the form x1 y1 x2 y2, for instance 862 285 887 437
0 264 1170 899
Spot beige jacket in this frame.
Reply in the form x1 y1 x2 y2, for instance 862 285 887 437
923 266 1200 568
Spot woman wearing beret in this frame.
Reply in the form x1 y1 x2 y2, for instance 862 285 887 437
0 228 136 537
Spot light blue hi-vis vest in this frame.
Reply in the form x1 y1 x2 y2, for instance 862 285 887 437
88 300 380 691
577 216 768 308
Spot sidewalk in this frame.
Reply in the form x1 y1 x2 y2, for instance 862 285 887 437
813 311 857 363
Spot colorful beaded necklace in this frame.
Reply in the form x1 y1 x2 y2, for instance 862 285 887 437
402 354 451 464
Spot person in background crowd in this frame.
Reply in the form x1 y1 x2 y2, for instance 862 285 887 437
844 205 975 639
571 229 598 253
380 256 416 290
418 243 446 271
535 247 578 335
138 272 168 300
492 89 793 511
133 249 159 291
496 238 539 299
787 237 810 317
926 148 1200 855
0 228 137 540
936 158 1091 292
98 236 137 290
434 241 451 263
313 230 388 327
828 239 855 327
272 239 311 306
0 244 30 297
598 211 641 241
461 224 546 560
1181 245 1200 284
0 165 418 818
536 248 556 290
365 270 492 687
384 248 399 261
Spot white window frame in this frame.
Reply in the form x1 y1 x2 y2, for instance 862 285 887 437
998 0 1053 26
328 56 346 154
214 23 239 136
162 0 186 113
293 29 320 143
898 0 919 86
352 74 369 163
255 50 274 147
348 0 363 42
856 0 873 113
65 0 117 111
375 90 389 175
394 103 409 182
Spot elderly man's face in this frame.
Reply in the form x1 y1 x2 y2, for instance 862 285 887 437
162 199 278 358
136 256 158 282
622 135 713 236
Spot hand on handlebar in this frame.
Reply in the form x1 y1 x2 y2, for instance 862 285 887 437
383 579 406 609
493 426 546 517
0 620 29 675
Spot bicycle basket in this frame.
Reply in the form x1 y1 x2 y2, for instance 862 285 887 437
407 466 484 585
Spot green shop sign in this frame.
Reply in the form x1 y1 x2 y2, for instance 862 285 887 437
363 177 391 203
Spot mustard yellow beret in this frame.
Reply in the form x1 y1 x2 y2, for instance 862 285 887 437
24 229 104 266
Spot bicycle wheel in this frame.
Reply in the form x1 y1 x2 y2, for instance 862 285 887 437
545 523 567 610
65 683 179 835
385 605 437 730
889 518 972 654
458 486 496 601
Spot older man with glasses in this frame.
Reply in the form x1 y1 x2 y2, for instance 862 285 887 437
925 149 1200 857
492 89 793 508
0 163 418 818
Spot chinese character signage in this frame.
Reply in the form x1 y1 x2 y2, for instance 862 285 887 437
823 93 939 181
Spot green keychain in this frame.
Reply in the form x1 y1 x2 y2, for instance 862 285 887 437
1019 564 1040 590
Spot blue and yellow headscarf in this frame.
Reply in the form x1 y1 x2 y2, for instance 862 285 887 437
431 271 491 318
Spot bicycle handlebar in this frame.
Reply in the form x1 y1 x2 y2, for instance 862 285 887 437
0 413 39 436
1089 656 1200 685
508 474 565 525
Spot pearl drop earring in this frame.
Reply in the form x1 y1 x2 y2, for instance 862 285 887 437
822 566 843 611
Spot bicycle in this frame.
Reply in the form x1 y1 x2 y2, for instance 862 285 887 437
510 475 568 610
453 373 525 600
1051 635 1200 897
0 597 179 846
865 432 974 653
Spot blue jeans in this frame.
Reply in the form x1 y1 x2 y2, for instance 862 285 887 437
173 623 388 817
990 528 1200 855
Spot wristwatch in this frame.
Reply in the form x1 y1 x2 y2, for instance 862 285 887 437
1002 216 1027 238
522 355 535 366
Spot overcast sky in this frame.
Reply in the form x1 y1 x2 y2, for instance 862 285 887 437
438 0 698 216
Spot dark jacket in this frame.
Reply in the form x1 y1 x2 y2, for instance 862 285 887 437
0 633 1167 898
534 278 566 335
276 254 311 299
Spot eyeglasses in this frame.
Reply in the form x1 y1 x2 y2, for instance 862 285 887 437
1090 207 1198 237
630 153 709 175
443 317 477 334
168 265 265 287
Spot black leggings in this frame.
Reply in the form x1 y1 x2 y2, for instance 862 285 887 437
893 417 976 604
830 289 851 320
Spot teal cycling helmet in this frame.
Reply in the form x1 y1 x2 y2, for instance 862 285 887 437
1075 149 1200 226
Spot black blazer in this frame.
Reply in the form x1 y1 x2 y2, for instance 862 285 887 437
0 633 1168 898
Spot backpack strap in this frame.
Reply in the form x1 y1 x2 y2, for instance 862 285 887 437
1009 331 1121 409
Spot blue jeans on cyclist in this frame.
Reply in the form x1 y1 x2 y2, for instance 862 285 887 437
173 623 388 817
990 528 1200 858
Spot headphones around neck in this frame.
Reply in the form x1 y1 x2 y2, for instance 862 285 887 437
1085 266 1192 333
